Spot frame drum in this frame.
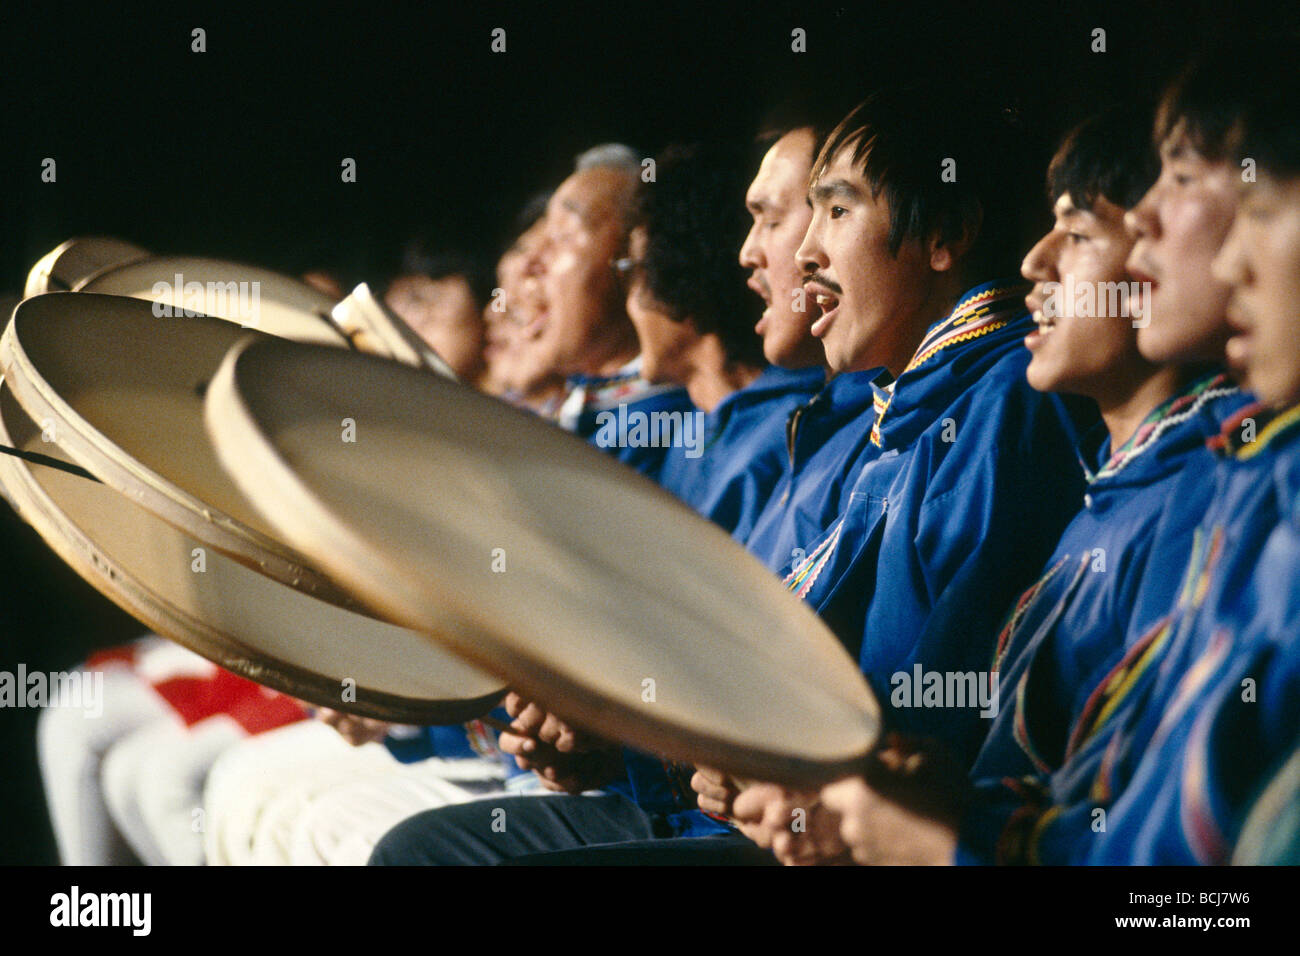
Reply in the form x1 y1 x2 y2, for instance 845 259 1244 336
24 237 152 297
76 254 348 348
206 337 882 786
1 293 354 605
0 380 505 722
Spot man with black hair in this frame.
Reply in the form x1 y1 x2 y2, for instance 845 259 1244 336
382 243 493 388
694 88 1089 839
766 42 1296 866
739 120 888 578
742 121 834 373
369 86 1088 866
738 86 1077 577
1086 43 1300 864
626 143 825 540
732 102 1249 865
735 115 911 590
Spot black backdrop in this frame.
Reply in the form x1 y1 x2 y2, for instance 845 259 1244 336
1 0 1294 865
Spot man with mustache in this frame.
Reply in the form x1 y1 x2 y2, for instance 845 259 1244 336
693 86 1090 840
367 123 846 866
752 43 1295 865
739 121 887 578
733 101 1250 864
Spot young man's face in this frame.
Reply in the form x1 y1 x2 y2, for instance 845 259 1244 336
1125 128 1239 364
624 226 695 384
797 147 934 375
739 128 825 369
1213 172 1300 407
1022 192 1146 396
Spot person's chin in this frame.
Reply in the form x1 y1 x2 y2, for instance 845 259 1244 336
820 338 845 375
828 348 864 376
1025 359 1061 395
1264 378 1300 411
1135 323 1181 365
1019 351 1050 390
1156 324 1230 367
764 330 802 366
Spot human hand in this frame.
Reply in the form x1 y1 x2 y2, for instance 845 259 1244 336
731 783 852 865
316 707 392 746
497 691 622 793
819 775 958 866
691 766 743 817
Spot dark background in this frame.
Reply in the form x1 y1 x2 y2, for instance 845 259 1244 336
1 0 1295 865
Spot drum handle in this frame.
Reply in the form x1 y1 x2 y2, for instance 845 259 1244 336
0 443 102 482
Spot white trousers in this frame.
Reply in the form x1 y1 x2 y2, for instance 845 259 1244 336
100 713 247 865
37 659 169 865
203 720 518 865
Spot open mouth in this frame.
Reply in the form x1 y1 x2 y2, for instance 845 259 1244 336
519 306 548 339
811 294 840 336
1224 298 1255 371
805 280 842 336
814 292 839 314
749 276 773 333
1024 303 1057 350
1128 266 1160 300
1225 331 1253 372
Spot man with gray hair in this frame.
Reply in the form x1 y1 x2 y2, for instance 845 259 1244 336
573 142 641 174
521 144 696 476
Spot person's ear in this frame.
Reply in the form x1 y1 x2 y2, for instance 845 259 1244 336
928 204 982 273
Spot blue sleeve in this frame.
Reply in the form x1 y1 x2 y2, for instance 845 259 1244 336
381 707 518 770
954 776 1048 865
615 749 732 837
858 387 1085 766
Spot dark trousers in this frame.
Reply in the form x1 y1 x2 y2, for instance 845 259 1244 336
367 792 777 866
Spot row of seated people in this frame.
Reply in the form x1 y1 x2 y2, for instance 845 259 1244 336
38 38 1300 865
